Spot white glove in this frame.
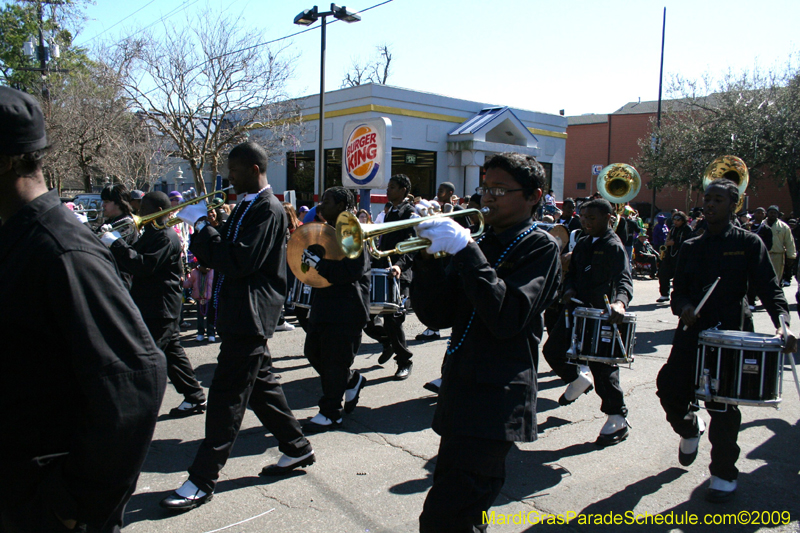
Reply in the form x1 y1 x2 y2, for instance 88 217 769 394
100 231 122 247
176 200 208 226
415 199 433 217
74 212 88 224
301 248 321 273
416 217 472 255
100 223 113 233
429 200 441 213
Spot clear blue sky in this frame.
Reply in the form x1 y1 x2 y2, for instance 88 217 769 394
73 0 798 117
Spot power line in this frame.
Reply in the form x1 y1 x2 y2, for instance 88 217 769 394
135 0 394 99
82 0 201 44
83 0 159 43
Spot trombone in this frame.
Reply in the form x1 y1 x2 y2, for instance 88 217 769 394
105 186 232 237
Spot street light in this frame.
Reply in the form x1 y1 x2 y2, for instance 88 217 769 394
294 4 361 202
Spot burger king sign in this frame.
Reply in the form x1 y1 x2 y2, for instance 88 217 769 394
342 117 392 189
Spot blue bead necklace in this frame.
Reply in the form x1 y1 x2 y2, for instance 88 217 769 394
445 224 537 356
212 186 271 320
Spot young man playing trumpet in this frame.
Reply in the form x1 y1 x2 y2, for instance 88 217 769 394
299 186 371 432
411 152 561 532
657 178 796 503
102 191 206 417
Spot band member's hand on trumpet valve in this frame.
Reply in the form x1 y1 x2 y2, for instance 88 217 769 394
415 217 473 256
98 223 123 247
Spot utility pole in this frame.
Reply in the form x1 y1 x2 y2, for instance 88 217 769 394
19 0 68 104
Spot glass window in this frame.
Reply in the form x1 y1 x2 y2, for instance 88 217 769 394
286 150 315 207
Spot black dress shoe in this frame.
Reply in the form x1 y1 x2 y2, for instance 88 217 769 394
260 451 316 476
394 362 413 380
168 401 207 418
160 491 213 511
595 426 629 447
706 487 737 503
378 344 394 365
344 374 367 413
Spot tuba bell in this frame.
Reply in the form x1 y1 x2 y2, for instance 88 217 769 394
701 155 749 212
596 163 642 229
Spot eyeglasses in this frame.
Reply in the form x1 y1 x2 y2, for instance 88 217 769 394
475 186 525 197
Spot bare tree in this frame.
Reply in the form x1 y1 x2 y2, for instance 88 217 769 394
341 43 392 88
114 8 303 193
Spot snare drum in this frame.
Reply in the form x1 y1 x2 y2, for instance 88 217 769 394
695 329 784 408
287 277 313 310
370 268 401 315
568 307 636 364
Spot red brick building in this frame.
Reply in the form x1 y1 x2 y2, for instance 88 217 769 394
564 100 790 219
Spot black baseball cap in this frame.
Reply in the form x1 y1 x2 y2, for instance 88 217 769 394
0 87 47 156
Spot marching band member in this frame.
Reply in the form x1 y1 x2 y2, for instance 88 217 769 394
161 142 313 512
0 86 166 532
412 153 561 532
300 186 371 432
560 198 633 446
657 178 796 503
656 211 691 303
103 191 207 418
364 174 415 380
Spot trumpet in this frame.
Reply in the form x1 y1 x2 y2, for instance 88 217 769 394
106 186 232 237
73 207 101 221
336 207 488 260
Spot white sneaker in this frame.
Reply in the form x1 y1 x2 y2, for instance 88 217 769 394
275 322 296 331
657 296 670 302
208 335 216 342
196 334 205 341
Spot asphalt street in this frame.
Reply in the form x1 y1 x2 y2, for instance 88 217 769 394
122 275 800 533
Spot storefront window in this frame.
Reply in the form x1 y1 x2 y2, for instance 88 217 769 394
286 150 315 207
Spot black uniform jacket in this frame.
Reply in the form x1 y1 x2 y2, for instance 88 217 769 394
373 200 415 283
411 219 561 442
190 189 286 338
110 225 183 320
671 223 789 333
310 226 371 334
558 214 582 233
752 222 773 251
0 190 166 530
565 228 633 309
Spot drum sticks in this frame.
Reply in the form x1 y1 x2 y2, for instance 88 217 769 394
682 277 721 331
603 295 628 359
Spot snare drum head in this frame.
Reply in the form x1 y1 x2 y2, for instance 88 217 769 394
699 329 783 349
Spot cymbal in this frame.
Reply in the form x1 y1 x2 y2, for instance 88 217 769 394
287 222 345 288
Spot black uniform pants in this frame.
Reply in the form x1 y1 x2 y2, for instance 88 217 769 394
145 317 205 404
188 336 311 494
419 434 513 533
656 331 741 481
304 325 362 420
658 257 675 297
589 361 627 417
542 305 579 384
364 303 412 364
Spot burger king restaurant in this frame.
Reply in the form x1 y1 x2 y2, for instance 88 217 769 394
261 83 567 212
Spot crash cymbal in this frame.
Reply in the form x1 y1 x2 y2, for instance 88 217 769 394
286 222 345 288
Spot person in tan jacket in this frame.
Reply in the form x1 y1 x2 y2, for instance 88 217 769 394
766 205 796 281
